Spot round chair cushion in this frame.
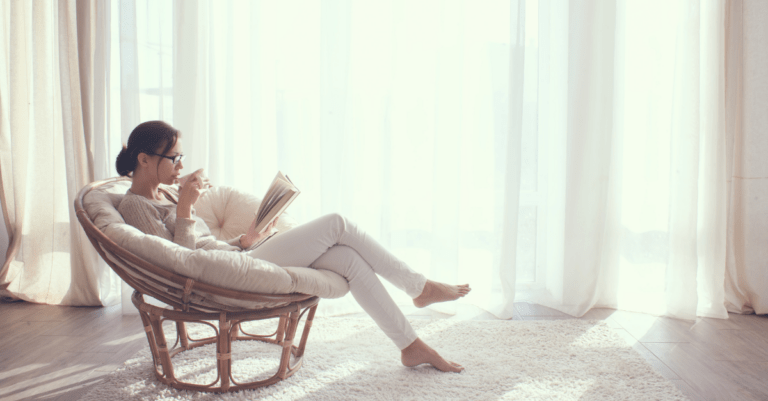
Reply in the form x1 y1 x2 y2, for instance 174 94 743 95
194 186 298 241
82 180 349 301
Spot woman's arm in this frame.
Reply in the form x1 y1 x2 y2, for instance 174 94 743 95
118 195 198 250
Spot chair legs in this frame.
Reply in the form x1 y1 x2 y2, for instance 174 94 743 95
295 305 316 358
133 291 319 393
177 320 190 350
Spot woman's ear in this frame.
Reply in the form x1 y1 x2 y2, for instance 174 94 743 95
137 152 150 168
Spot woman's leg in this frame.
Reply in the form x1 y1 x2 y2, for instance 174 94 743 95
247 214 467 372
313 246 463 372
308 245 417 349
248 213 426 297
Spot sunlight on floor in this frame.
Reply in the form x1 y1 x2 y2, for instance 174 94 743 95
414 318 466 342
0 363 98 400
0 363 48 381
568 325 623 349
505 377 596 400
234 340 373 394
102 331 146 346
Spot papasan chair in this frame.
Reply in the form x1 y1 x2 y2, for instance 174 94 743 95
74 177 349 393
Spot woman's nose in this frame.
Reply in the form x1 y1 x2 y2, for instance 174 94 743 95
177 160 184 170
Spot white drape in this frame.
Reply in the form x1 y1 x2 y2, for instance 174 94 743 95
520 0 728 320
724 0 768 315
112 0 729 319
0 0 120 306
1 0 749 320
117 0 521 317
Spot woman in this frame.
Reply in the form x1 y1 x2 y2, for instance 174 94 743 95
116 120 471 372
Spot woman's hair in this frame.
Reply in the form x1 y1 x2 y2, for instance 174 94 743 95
115 120 179 177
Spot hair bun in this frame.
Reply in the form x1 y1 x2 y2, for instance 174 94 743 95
115 145 136 177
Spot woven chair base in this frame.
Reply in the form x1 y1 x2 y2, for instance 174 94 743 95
132 291 319 393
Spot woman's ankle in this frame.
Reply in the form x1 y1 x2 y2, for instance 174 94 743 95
401 337 463 373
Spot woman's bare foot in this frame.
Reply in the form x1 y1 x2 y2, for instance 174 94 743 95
413 280 470 308
401 338 464 373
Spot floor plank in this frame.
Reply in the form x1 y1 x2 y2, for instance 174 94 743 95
713 360 768 401
0 301 147 401
610 328 682 381
670 379 704 401
687 328 768 362
2 299 767 400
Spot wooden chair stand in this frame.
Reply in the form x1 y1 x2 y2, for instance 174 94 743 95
74 178 326 393
132 291 318 392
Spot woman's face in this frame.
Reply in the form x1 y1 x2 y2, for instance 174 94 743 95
153 138 184 185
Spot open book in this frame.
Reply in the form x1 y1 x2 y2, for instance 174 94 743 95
252 171 300 238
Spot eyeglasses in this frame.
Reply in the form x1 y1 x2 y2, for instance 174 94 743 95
148 153 185 164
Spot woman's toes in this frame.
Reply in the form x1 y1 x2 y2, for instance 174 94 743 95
449 362 464 372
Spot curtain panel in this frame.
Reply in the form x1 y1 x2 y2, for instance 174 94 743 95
724 0 768 315
0 0 119 306
3 0 760 320
505 0 728 320
121 0 523 317
112 0 729 319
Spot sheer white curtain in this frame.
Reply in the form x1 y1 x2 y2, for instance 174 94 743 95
111 0 730 320
724 0 768 315
526 0 728 320
0 0 739 318
111 0 520 317
0 0 120 306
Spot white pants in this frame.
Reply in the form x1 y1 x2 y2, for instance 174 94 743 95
246 213 427 350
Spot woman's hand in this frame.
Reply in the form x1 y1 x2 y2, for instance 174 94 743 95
176 169 207 219
178 168 211 190
240 215 280 249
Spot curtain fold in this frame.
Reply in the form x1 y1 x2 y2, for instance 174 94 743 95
523 0 728 320
0 1 14 276
724 0 768 314
495 0 526 319
561 0 620 315
0 0 119 306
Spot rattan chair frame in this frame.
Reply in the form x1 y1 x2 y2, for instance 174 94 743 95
75 177 319 392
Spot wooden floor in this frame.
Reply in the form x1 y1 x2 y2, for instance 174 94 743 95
1 300 767 401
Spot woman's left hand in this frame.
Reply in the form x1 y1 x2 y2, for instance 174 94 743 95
240 216 279 249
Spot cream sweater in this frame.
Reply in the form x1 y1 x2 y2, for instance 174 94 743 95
117 187 243 251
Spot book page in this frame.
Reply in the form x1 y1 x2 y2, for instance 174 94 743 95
253 171 300 234
254 173 290 223
257 180 290 223
255 189 298 233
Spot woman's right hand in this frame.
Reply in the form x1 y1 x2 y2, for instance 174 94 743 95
176 170 206 219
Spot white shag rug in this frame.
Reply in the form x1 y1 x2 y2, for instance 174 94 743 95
81 318 687 401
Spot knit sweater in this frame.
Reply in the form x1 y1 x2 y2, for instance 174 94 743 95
117 187 243 251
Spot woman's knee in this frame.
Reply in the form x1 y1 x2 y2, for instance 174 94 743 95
311 245 367 281
319 212 347 236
